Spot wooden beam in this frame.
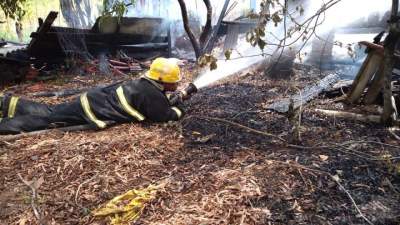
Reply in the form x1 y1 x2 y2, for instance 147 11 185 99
28 11 58 54
347 51 383 104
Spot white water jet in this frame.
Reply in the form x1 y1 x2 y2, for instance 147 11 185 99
193 54 267 89
193 37 272 89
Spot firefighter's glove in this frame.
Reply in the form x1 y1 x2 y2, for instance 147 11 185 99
172 104 186 120
168 92 184 106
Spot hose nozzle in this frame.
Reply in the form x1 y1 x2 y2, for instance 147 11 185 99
180 83 198 98
169 83 198 105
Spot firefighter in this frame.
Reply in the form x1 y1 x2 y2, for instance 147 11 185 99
0 57 184 135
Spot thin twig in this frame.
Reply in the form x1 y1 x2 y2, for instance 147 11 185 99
74 173 99 206
194 116 286 142
231 110 260 119
17 174 44 225
331 176 374 225
0 121 114 143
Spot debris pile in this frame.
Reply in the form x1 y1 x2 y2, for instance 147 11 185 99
0 11 171 85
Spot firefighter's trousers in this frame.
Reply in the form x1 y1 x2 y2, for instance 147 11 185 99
0 96 89 134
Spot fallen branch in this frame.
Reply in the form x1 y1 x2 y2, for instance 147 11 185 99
315 109 381 123
31 84 112 98
17 174 44 225
0 122 113 142
194 116 286 142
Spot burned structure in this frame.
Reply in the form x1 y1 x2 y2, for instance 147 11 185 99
0 11 172 85
27 12 171 61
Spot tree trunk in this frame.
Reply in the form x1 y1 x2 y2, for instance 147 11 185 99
382 0 399 123
177 0 202 59
199 0 212 47
15 21 23 42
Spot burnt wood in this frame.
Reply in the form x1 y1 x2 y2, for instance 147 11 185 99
267 73 340 113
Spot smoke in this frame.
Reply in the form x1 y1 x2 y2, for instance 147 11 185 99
194 0 393 88
310 0 391 31
302 0 391 75
55 0 392 81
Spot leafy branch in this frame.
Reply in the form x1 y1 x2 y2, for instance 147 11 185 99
0 0 27 21
101 0 136 20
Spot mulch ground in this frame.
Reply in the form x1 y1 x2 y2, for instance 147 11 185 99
0 64 399 225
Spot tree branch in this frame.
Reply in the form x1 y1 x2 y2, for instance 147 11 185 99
177 0 202 59
199 0 212 47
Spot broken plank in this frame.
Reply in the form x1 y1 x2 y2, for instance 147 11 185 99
347 51 383 104
364 63 385 104
29 32 167 45
35 11 58 34
28 11 58 54
204 0 231 53
267 73 340 113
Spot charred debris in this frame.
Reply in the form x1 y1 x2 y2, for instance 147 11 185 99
0 11 173 84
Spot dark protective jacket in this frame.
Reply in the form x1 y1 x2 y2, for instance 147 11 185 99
0 77 183 134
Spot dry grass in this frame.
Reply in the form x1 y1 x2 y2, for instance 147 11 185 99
1 65 399 224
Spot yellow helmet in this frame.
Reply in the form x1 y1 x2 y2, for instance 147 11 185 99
145 57 181 83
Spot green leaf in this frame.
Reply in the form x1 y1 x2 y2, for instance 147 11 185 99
259 28 265 37
224 49 232 60
258 39 266 50
210 61 217 70
271 12 282 27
